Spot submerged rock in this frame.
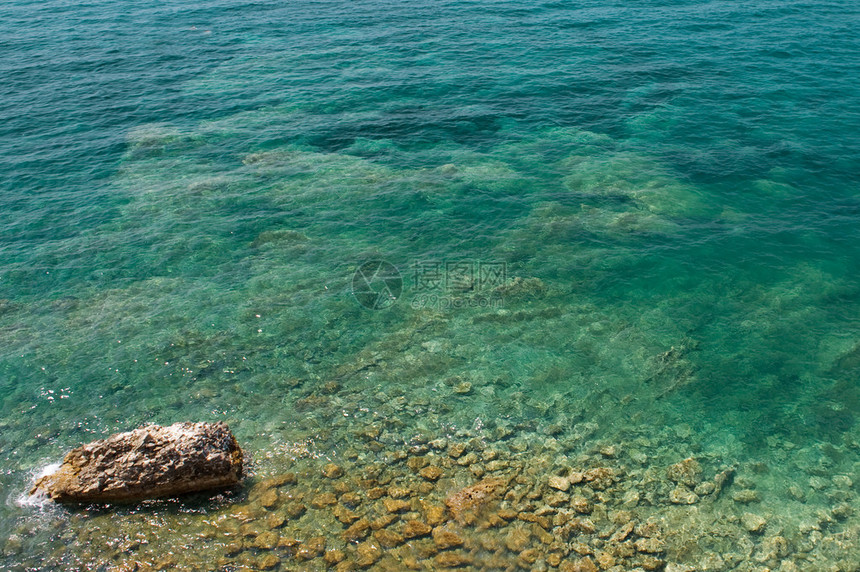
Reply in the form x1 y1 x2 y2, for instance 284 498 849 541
669 486 699 505
741 512 767 534
667 458 702 487
445 475 510 522
31 422 243 503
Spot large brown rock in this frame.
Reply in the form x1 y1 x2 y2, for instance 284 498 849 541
31 422 243 503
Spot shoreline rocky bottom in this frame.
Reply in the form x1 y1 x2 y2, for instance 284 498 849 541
10 420 860 572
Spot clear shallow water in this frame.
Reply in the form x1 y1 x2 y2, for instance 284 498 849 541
1 0 860 568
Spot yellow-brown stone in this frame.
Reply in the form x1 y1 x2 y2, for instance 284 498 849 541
433 551 470 568
382 498 410 513
583 468 613 489
265 512 286 529
497 508 517 521
667 458 702 487
519 548 540 565
253 531 279 550
334 505 361 525
341 492 362 507
634 537 666 554
324 549 346 565
371 514 397 530
547 492 568 507
278 536 301 550
240 522 263 538
355 541 382 567
424 503 448 526
595 551 615 569
373 529 404 548
231 505 261 523
448 442 467 458
571 495 592 514
417 482 435 494
273 472 297 486
402 520 432 539
418 466 443 481
257 554 280 570
310 492 337 509
406 457 429 471
342 519 371 542
388 485 411 499
333 480 352 495
548 475 570 492
296 536 326 560
432 526 465 550
323 463 344 479
610 521 634 542
445 476 508 522
517 512 550 531
258 488 279 509
638 555 665 570
285 501 307 519
572 518 596 534
505 527 531 552
559 556 598 572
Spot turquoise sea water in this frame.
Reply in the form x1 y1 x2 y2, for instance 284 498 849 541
2 0 860 569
